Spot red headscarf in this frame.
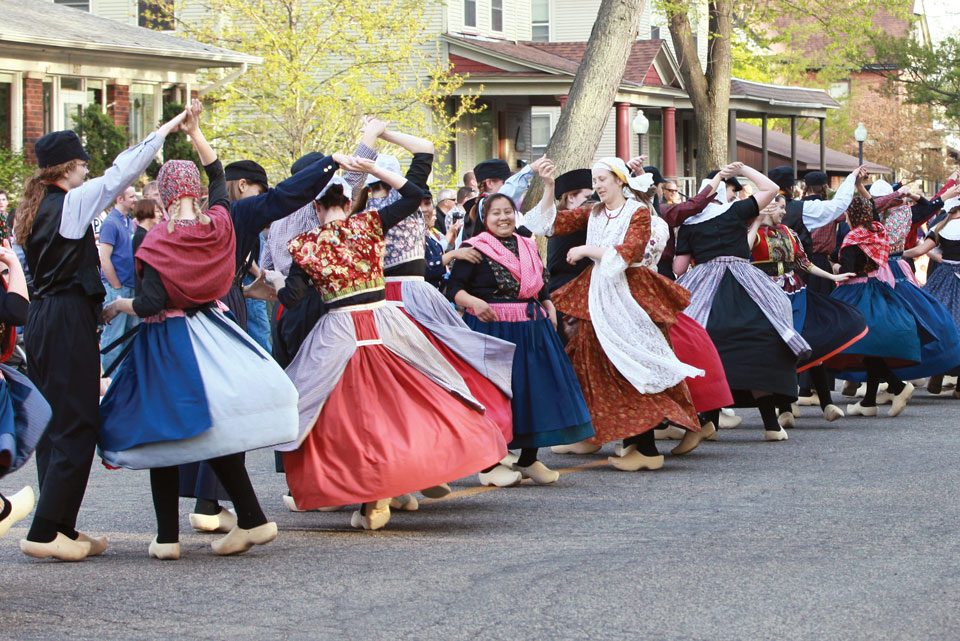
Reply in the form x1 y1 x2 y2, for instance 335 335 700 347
157 160 203 210
134 205 236 309
841 196 889 267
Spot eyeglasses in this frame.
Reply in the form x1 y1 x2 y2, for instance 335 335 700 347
664 188 678 193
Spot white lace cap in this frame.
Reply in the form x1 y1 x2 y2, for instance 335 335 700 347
869 179 893 197
682 178 734 225
592 158 654 194
316 174 350 201
365 154 402 186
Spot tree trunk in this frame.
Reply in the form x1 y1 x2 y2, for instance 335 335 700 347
523 0 646 215
668 0 732 179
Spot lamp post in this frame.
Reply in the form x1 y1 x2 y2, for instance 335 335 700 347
854 122 867 165
633 110 649 157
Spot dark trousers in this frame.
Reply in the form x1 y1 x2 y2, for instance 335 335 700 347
26 295 101 534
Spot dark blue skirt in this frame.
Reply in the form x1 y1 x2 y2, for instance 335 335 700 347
464 305 593 449
828 279 922 373
789 288 868 371
924 261 960 329
0 364 52 478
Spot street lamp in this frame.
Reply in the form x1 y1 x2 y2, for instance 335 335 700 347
854 122 867 165
633 110 650 156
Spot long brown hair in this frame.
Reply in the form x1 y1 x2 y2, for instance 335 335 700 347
13 159 83 241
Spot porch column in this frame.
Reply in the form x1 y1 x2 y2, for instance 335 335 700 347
10 72 23 153
761 113 769 175
107 80 131 133
819 117 827 171
662 106 677 177
559 94 568 110
790 116 798 179
23 73 45 164
616 102 631 162
727 109 737 162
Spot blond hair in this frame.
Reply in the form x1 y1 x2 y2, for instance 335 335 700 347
166 197 210 233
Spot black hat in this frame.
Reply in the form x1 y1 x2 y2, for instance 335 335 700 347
34 130 90 169
290 152 325 176
768 165 796 192
706 169 743 192
225 160 269 189
474 159 512 184
804 171 828 187
421 189 434 202
554 168 592 196
643 166 667 185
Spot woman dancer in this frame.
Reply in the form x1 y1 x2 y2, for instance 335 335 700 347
0 243 51 539
673 164 809 440
522 157 700 470
827 196 921 417
446 193 593 481
903 196 960 397
747 194 867 426
276 159 507 530
99 101 299 559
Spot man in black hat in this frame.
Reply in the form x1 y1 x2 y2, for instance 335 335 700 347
18 112 187 561
459 156 545 242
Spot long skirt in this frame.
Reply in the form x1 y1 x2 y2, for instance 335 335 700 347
924 259 960 329
805 253 837 295
99 307 299 469
385 277 515 444
667 314 733 413
463 301 593 449
827 278 923 373
280 302 506 509
0 363 52 478
789 287 868 372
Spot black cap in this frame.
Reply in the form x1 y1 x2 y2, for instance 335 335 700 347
643 166 667 185
225 160 269 189
706 169 743 192
555 169 592 196
34 130 90 169
421 189 434 202
804 171 828 186
768 165 795 192
291 152 325 176
474 159 512 184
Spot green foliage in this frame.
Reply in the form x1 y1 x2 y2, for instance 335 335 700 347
72 104 128 178
0 146 37 206
147 102 201 179
869 33 960 130
176 0 480 184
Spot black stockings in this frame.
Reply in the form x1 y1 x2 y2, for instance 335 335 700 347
757 397 780 431
623 430 658 457
862 357 906 406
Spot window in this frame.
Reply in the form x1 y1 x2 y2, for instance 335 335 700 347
129 83 157 144
531 113 552 157
139 0 175 30
60 77 86 132
651 26 661 40
54 0 89 10
491 0 503 32
829 81 850 100
0 74 11 148
42 79 53 135
464 0 477 28
532 0 550 42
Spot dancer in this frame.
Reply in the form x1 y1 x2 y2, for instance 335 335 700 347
447 192 593 480
0 242 51 539
827 196 920 417
98 101 297 559
17 112 186 561
674 164 809 440
747 194 867 426
277 158 507 530
523 157 700 470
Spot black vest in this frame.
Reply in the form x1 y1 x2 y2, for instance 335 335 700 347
782 199 813 257
25 185 105 301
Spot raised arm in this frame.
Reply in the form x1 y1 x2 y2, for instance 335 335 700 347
523 158 590 237
349 158 422 231
181 99 227 211
801 166 864 232
735 163 778 211
60 110 186 239
341 116 385 189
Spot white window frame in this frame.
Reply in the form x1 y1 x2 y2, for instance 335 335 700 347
491 0 504 34
531 0 550 42
531 112 553 156
463 0 477 30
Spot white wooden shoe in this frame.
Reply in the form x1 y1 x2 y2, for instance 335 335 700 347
608 445 664 471
513 461 559 484
764 427 789 441
0 486 34 537
777 412 796 429
653 425 686 440
551 440 601 454
888 382 915 418
349 501 391 531
672 422 716 456
478 464 522 487
190 508 236 533
21 533 91 562
149 537 181 560
846 402 878 417
212 522 278 554
390 494 419 511
823 404 844 422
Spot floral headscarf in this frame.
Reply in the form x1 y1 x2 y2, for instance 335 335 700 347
157 160 202 210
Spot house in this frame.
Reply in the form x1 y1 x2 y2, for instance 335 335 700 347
0 0 258 163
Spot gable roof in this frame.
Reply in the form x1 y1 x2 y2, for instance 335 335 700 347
0 0 259 68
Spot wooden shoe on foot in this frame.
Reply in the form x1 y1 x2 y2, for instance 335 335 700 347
76 532 107 556
797 392 820 406
653 425 686 440
608 445 664 471
764 427 789 441
149 537 181 560
20 533 91 562
212 522 278 555
478 464 522 487
777 412 796 429
823 404 844 422
718 410 741 430
349 500 391 531
0 486 34 537
888 382 915 418
551 440 601 454
420 484 451 499
190 508 236 533
513 461 559 484
390 494 419 511
846 402 878 417
672 422 716 456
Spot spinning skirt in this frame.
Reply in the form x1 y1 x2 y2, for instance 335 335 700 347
789 288 869 372
386 277 515 444
0 363 52 478
804 253 837 295
667 313 733 414
924 260 960 330
99 308 299 470
464 301 593 449
281 302 506 509
827 278 923 373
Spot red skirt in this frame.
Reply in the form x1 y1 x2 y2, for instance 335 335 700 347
669 313 734 413
385 281 513 444
283 309 506 508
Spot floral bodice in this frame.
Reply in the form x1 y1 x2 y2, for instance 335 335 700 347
751 224 812 293
882 204 912 254
287 210 385 303
384 211 426 268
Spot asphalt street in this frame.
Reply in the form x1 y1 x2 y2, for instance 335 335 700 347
2 387 960 641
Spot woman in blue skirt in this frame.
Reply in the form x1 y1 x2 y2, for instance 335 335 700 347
99 101 298 559
827 196 922 417
0 243 51 539
446 193 593 487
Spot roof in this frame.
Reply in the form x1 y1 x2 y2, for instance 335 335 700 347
730 78 841 109
0 0 259 67
736 121 891 174
525 40 668 87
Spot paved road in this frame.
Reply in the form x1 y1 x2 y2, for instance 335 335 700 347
3 388 960 640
